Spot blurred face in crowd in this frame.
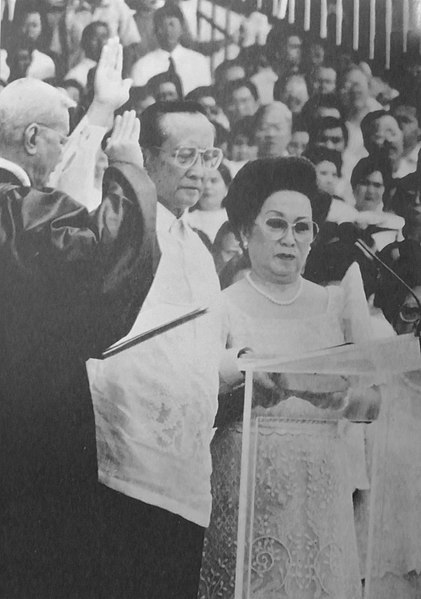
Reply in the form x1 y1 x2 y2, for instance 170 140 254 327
219 231 242 264
156 16 183 52
309 43 325 67
155 81 179 102
287 130 309 156
226 86 258 124
317 126 346 153
286 35 302 67
13 49 32 78
255 104 291 158
229 133 258 162
393 105 420 154
315 160 338 196
394 287 421 335
85 24 109 61
367 115 404 169
245 190 313 285
198 169 227 211
145 112 215 216
282 76 308 115
20 12 42 43
339 68 369 112
313 66 337 95
354 169 385 212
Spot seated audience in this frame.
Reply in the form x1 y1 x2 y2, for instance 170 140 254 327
147 70 183 101
130 2 211 94
287 114 309 156
212 220 243 274
254 101 292 158
13 1 56 79
187 162 231 244
222 78 259 126
274 72 309 115
65 21 109 88
391 95 421 178
351 156 404 250
65 0 140 70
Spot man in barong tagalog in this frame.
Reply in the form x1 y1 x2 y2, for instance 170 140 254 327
0 39 159 597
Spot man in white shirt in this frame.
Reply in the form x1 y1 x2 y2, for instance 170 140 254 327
65 20 110 88
88 101 223 598
130 2 211 94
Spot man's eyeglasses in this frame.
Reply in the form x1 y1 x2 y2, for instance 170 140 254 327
398 304 421 324
152 146 223 169
256 216 319 242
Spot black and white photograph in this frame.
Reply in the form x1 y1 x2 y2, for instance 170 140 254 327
0 0 421 597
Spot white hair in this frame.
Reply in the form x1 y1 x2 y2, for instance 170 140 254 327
0 78 73 147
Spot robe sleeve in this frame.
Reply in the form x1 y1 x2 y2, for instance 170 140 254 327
0 162 160 361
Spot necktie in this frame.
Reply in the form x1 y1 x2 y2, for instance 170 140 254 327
168 55 177 77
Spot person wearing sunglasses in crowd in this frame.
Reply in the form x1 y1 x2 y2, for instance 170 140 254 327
368 242 421 598
199 156 378 599
87 101 225 599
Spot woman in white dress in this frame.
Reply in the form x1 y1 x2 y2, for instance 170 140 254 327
199 157 377 599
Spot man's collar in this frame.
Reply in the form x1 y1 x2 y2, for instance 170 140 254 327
157 201 188 233
0 157 31 186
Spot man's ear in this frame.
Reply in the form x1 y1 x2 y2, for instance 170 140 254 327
23 123 38 155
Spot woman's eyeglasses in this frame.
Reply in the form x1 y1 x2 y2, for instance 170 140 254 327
398 304 421 324
256 216 319 242
153 146 223 169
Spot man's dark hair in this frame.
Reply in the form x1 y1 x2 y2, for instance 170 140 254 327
390 92 421 125
146 71 184 100
214 59 245 85
224 78 259 103
229 116 257 145
81 21 109 53
139 101 208 148
301 93 344 127
292 113 309 134
184 86 216 102
350 155 392 190
303 146 342 176
360 109 390 150
309 116 348 147
153 1 184 30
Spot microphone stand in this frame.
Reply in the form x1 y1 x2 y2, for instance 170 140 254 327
354 238 421 338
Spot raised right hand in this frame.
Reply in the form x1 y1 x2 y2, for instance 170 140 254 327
105 111 144 167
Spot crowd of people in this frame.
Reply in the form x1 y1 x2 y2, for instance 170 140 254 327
1 1 421 598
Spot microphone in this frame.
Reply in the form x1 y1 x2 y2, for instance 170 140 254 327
354 238 421 337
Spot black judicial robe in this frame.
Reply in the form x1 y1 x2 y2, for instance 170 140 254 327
0 164 159 597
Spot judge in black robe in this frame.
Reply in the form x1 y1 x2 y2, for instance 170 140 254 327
0 146 159 594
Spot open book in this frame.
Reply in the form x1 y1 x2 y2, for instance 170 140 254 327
102 304 208 358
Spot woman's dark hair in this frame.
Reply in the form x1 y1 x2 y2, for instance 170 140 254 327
350 155 391 191
303 146 342 177
224 78 259 103
224 157 318 235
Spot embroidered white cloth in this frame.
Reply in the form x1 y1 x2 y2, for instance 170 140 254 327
88 203 222 526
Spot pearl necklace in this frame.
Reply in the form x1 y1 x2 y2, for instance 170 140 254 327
245 272 304 306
